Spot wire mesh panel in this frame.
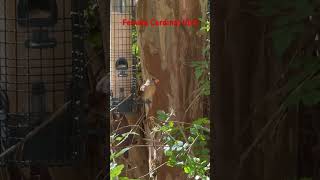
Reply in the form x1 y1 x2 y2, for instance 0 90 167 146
0 0 86 166
110 0 136 113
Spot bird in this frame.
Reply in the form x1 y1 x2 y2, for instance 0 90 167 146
140 78 159 102
140 78 160 116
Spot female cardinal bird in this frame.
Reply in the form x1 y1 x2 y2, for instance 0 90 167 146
140 78 160 103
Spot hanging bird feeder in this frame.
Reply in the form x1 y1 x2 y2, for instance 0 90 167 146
0 0 87 166
110 0 137 113
17 0 58 48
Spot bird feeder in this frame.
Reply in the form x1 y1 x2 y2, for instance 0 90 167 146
0 0 87 166
110 0 137 113
115 57 128 77
17 0 58 48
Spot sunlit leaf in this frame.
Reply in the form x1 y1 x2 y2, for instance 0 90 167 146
110 147 131 160
110 164 124 178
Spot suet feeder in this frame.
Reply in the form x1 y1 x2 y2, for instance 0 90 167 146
0 0 87 166
110 0 137 113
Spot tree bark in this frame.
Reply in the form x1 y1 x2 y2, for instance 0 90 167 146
136 0 206 179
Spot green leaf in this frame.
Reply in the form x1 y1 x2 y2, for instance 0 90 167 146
168 121 174 128
188 136 195 143
116 136 123 142
110 147 131 160
200 149 210 156
195 67 203 80
190 127 199 135
157 111 169 121
193 118 209 125
164 149 173 156
110 164 124 178
119 177 130 180
160 125 170 132
202 45 210 56
119 177 140 180
184 166 192 174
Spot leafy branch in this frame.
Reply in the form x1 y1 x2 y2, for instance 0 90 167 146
155 111 210 179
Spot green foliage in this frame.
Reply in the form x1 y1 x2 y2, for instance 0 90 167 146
191 61 210 96
110 147 131 160
156 111 210 179
255 0 320 107
110 164 125 179
254 0 315 57
84 0 103 49
199 18 210 32
269 4 309 57
191 18 210 96
131 26 140 58
131 25 143 82
110 161 139 180
110 131 140 180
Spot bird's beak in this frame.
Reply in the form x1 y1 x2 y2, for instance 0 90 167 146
154 79 160 84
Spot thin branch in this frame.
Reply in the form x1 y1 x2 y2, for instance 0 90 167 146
137 161 168 179
0 101 71 159
111 144 166 148
238 65 320 170
110 94 132 112
113 124 145 133
187 135 199 154
95 169 103 180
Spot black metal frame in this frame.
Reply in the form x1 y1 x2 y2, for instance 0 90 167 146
0 0 87 167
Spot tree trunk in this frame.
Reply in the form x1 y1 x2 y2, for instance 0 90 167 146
136 0 206 179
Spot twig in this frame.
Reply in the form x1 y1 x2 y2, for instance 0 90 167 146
187 135 199 154
137 161 168 179
185 90 202 114
113 125 145 134
110 94 132 112
0 101 71 159
95 169 103 180
111 144 166 148
239 108 283 166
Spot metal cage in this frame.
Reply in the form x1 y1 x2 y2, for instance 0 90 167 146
0 0 87 166
110 0 137 113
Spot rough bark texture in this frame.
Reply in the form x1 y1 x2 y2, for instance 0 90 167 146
213 0 298 179
136 0 206 179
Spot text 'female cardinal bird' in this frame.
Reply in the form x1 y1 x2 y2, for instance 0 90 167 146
140 78 160 115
